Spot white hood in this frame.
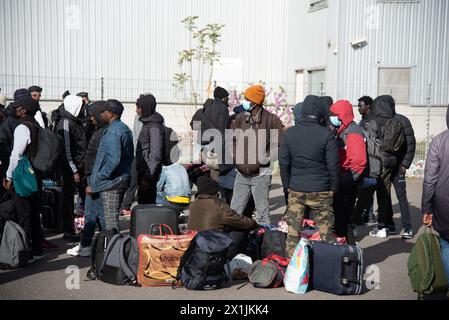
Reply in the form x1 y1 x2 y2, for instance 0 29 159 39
63 95 83 118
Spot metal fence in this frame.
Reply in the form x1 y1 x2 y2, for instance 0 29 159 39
1 74 447 163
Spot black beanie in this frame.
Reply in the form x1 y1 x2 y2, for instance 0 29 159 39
14 88 31 100
197 176 219 196
214 86 229 100
102 99 124 117
13 96 39 116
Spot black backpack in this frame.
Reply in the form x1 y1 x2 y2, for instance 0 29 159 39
362 125 383 178
260 230 287 259
87 230 139 286
162 125 180 166
25 122 63 177
380 117 405 155
175 230 233 290
0 192 17 243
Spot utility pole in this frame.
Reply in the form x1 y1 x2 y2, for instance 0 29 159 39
101 77 104 100
425 83 431 157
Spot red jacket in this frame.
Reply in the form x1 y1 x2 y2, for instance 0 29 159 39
330 100 367 180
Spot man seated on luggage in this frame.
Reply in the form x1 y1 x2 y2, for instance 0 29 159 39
156 163 192 210
188 176 259 258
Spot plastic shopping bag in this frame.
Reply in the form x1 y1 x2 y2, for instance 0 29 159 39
284 238 309 294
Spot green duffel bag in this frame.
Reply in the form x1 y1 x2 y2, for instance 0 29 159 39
407 227 448 296
12 156 38 197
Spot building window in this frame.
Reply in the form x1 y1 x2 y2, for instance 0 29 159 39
308 69 326 96
309 0 328 13
378 68 411 104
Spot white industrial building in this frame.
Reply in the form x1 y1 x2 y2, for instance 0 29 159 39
1 0 448 143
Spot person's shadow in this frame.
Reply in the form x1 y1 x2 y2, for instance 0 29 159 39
0 238 92 286
0 217 134 286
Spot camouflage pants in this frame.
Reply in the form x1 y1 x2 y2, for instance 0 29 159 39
285 191 334 258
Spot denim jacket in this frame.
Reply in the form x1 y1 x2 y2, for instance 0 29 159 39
89 120 134 193
157 164 191 197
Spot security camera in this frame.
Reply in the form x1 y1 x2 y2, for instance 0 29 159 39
350 38 368 48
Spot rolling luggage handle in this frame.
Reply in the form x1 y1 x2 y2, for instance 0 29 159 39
340 255 361 286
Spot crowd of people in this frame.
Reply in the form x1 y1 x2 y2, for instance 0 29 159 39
0 83 448 287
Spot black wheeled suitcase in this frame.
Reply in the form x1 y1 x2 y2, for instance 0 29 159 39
130 204 180 238
309 241 364 295
41 187 63 233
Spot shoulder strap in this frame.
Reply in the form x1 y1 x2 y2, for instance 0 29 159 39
118 235 137 284
89 234 100 275
98 234 122 276
174 235 197 281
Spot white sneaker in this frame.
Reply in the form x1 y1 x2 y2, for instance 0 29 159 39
369 227 387 238
67 245 91 257
66 245 81 256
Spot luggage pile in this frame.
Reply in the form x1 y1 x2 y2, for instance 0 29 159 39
243 221 365 296
86 203 236 290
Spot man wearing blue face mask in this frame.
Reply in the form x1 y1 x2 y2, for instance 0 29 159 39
330 100 367 245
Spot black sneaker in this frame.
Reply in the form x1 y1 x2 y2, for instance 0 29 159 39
402 228 414 239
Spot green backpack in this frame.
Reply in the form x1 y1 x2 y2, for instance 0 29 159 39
407 227 448 295
12 156 38 198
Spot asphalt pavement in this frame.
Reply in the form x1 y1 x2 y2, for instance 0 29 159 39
1 176 448 301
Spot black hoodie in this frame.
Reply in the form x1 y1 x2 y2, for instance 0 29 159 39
373 95 415 169
201 98 230 145
54 108 86 174
279 95 340 193
390 104 416 170
83 102 107 177
135 95 164 182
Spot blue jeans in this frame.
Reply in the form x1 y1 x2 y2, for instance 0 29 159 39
439 237 449 286
156 192 172 206
81 193 106 248
230 172 272 225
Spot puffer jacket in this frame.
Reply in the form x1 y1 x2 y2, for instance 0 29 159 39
330 100 367 182
389 98 416 169
279 95 340 193
373 95 400 169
